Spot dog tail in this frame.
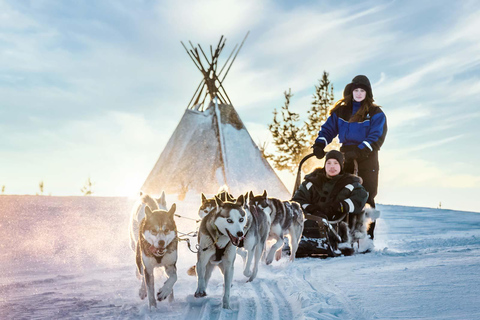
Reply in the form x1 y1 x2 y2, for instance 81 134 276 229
187 265 196 276
141 194 159 211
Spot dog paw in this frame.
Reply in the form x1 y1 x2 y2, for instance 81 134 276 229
139 288 147 300
222 300 231 309
157 287 173 301
148 300 157 309
275 250 282 261
243 269 252 278
265 257 273 265
194 290 207 298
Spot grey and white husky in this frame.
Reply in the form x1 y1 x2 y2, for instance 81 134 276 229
129 192 168 249
194 194 247 309
250 191 304 264
129 193 178 308
236 191 271 282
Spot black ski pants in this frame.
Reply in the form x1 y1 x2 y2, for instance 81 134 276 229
343 149 379 239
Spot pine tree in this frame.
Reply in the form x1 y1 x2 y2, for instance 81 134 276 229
257 140 270 160
267 72 339 174
268 89 308 172
305 71 335 145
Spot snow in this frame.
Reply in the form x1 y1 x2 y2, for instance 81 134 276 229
1 195 480 319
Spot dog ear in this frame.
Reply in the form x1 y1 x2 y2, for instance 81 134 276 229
145 205 153 217
168 203 176 217
235 194 245 207
157 191 167 208
262 190 267 198
249 191 254 199
215 195 224 208
201 193 207 203
227 193 235 202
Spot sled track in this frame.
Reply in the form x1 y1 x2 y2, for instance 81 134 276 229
295 267 370 320
184 295 240 320
183 276 296 320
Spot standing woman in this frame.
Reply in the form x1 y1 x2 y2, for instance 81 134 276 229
312 75 387 239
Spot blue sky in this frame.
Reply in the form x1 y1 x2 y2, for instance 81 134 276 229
1 0 479 212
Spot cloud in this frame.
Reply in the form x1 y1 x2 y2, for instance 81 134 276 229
380 148 480 189
385 104 430 129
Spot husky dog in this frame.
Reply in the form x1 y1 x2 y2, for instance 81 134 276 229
236 192 271 282
129 192 167 252
187 190 237 277
194 194 247 309
198 190 235 219
250 191 304 264
129 193 178 308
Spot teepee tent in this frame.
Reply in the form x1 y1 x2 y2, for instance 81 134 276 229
141 34 290 199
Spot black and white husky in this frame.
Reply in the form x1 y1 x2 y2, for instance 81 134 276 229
236 192 271 282
249 191 304 264
194 194 247 309
129 193 178 309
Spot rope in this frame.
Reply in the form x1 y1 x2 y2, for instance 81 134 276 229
174 214 202 223
177 237 200 254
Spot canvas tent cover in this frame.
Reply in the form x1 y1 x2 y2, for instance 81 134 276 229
142 102 290 199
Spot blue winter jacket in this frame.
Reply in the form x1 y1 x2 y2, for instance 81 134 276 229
315 102 387 152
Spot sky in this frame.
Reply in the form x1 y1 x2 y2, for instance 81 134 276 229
1 0 479 212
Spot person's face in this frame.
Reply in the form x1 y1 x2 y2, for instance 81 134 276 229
325 159 341 177
353 88 366 102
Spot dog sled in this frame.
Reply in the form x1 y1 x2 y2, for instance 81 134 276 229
290 153 375 258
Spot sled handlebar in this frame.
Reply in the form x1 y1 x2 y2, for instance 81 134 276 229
292 153 316 197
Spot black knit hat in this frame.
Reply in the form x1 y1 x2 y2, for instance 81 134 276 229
343 75 373 98
325 150 344 173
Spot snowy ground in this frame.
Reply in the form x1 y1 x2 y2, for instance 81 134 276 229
1 195 479 320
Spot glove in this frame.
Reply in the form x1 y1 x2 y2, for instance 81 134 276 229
325 201 349 221
357 146 371 160
344 146 370 162
312 143 326 159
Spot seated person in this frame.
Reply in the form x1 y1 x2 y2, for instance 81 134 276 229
292 150 368 256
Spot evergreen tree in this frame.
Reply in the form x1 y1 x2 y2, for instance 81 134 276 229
257 140 270 161
267 72 339 174
268 89 308 172
305 71 335 145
